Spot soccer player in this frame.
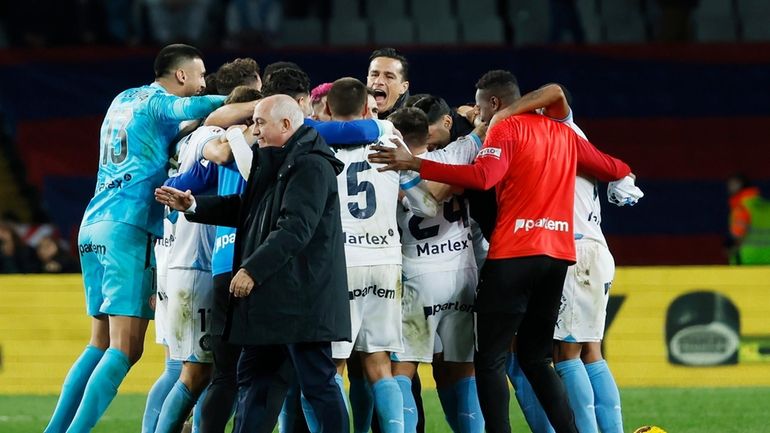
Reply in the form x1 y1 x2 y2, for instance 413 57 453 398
367 48 410 119
368 70 633 433
310 82 333 121
485 84 642 433
388 107 484 433
324 77 438 433
262 67 313 117
142 58 263 433
44 44 226 433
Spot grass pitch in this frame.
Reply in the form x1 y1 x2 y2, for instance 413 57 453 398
1 387 769 432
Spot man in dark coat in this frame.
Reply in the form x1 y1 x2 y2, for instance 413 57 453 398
156 94 351 433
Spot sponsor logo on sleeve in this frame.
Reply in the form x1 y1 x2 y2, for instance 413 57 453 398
476 147 502 159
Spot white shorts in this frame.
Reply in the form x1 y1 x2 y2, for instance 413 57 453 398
332 264 403 359
554 241 615 343
165 268 214 363
154 271 168 345
397 267 477 363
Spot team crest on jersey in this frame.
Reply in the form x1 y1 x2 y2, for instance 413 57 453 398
477 147 502 159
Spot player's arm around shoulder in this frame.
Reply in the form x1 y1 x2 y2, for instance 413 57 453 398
146 91 226 122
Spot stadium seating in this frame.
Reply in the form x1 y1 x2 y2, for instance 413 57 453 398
457 0 498 20
742 15 770 42
330 0 361 19
459 15 506 45
507 0 550 45
600 0 647 42
689 0 737 42
412 0 454 21
279 18 324 46
328 18 369 46
416 16 460 45
575 0 602 43
736 0 770 22
693 15 738 42
366 0 407 19
371 16 415 45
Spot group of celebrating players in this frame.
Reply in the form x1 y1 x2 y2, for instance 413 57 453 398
44 43 643 433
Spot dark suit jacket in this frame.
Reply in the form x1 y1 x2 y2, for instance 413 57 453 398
188 125 351 346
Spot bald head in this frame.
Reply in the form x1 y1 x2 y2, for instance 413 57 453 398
252 94 305 148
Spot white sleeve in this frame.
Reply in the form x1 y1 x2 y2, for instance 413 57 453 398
226 128 254 181
178 126 224 172
431 134 483 164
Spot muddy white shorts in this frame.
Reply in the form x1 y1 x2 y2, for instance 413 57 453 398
165 268 214 363
554 241 615 343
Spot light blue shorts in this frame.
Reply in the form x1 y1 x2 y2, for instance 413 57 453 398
78 221 156 319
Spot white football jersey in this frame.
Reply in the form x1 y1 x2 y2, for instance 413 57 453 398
334 135 413 267
398 146 477 278
561 113 608 248
166 126 221 271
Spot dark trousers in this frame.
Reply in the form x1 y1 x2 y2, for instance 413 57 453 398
234 342 349 433
200 334 241 433
473 256 578 433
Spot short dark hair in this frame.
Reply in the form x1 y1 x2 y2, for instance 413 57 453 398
369 47 409 81
216 58 260 95
225 86 263 104
154 44 204 78
327 78 368 118
263 61 301 82
404 93 430 107
262 67 310 99
408 95 451 124
204 73 219 95
475 70 521 101
388 107 429 145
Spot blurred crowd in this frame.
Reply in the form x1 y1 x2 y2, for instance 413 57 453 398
0 215 78 274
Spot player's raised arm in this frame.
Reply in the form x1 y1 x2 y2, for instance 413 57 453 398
148 93 227 122
305 118 383 147
369 124 512 191
204 100 258 127
490 83 570 128
574 135 632 182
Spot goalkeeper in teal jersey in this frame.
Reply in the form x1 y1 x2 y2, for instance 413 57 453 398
44 44 226 433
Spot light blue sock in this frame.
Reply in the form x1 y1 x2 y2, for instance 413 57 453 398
65 347 131 433
387 376 409 433
507 353 555 433
555 359 598 433
454 377 484 433
44 345 105 433
300 392 321 433
141 358 182 433
392 376 418 433
436 387 459 432
154 380 197 433
279 386 300 433
335 373 352 416
349 376 374 433
585 360 623 433
191 386 208 433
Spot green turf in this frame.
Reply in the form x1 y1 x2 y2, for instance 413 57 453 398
2 388 769 432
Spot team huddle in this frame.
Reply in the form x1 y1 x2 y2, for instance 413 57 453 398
45 44 643 433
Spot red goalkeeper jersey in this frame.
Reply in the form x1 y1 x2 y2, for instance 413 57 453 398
419 114 631 262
